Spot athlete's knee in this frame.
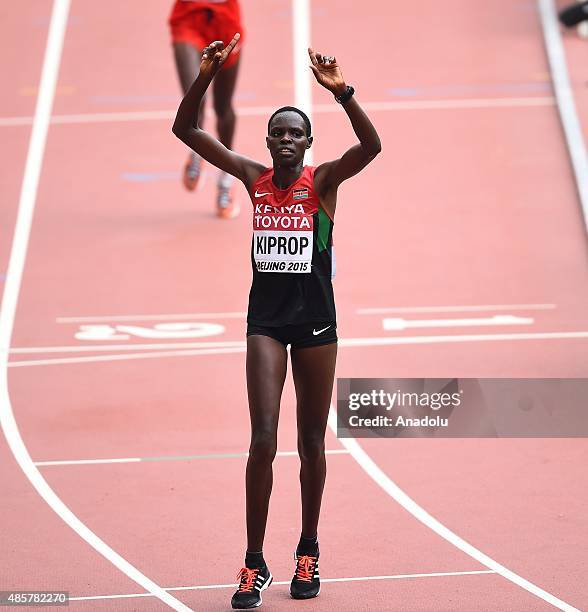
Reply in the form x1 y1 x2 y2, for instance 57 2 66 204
298 434 325 464
249 431 278 464
213 99 235 122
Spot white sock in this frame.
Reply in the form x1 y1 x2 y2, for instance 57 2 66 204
189 151 201 169
218 171 233 190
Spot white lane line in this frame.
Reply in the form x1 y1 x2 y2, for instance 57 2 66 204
0 2 191 610
318 570 496 583
538 0 588 232
358 304 557 314
8 346 245 367
0 97 556 128
292 0 313 166
35 449 350 467
10 340 245 354
37 457 142 467
327 410 580 611
7 330 588 368
56 311 247 323
0 109 176 127
68 570 496 601
363 97 554 111
339 330 588 347
382 315 534 330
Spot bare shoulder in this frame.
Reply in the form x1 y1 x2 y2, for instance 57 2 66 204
241 159 268 191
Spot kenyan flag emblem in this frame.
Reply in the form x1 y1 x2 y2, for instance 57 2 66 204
293 188 309 201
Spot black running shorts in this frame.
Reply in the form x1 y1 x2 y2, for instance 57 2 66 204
246 321 337 349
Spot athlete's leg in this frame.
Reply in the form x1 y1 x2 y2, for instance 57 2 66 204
291 342 337 538
173 41 206 120
213 57 241 217
212 56 240 147
235 336 280 612
245 334 288 551
173 42 205 190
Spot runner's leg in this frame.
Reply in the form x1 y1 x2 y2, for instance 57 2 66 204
213 57 241 215
291 342 337 538
245 334 288 551
173 42 205 189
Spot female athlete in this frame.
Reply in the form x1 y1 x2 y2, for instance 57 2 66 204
172 33 381 609
168 0 244 218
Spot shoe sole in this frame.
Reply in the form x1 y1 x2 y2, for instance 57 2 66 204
290 587 321 599
217 199 240 219
290 584 320 599
231 574 273 610
182 160 206 192
182 176 198 192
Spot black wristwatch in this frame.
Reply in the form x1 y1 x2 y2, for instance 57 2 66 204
334 85 355 104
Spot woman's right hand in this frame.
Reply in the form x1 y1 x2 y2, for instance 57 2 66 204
199 33 240 79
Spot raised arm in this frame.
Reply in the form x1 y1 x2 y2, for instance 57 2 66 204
310 48 381 199
171 34 264 189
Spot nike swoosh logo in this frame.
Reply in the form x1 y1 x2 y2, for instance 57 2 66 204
254 190 272 197
313 325 331 336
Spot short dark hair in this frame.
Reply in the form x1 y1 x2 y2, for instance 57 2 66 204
267 106 312 137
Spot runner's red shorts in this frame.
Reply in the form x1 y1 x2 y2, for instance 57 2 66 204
168 0 244 69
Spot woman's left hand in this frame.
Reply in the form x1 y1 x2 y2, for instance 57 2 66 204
200 33 240 79
308 48 346 96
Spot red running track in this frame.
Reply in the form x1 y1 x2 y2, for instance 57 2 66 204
1 1 587 610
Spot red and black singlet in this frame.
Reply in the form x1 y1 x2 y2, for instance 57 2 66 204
247 166 336 326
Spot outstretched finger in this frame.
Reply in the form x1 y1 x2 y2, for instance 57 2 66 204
225 32 241 55
308 47 319 66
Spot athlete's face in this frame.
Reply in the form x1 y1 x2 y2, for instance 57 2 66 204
266 112 312 166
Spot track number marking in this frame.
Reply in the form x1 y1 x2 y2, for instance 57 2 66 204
74 322 225 341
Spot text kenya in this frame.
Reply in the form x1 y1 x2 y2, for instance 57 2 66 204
255 203 306 214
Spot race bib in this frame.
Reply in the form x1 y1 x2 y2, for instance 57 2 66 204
253 202 313 273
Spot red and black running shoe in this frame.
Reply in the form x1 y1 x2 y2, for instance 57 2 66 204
231 565 273 609
290 553 320 599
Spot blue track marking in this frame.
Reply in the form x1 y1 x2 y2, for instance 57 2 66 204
121 172 180 183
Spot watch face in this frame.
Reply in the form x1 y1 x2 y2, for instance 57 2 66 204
336 86 353 103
